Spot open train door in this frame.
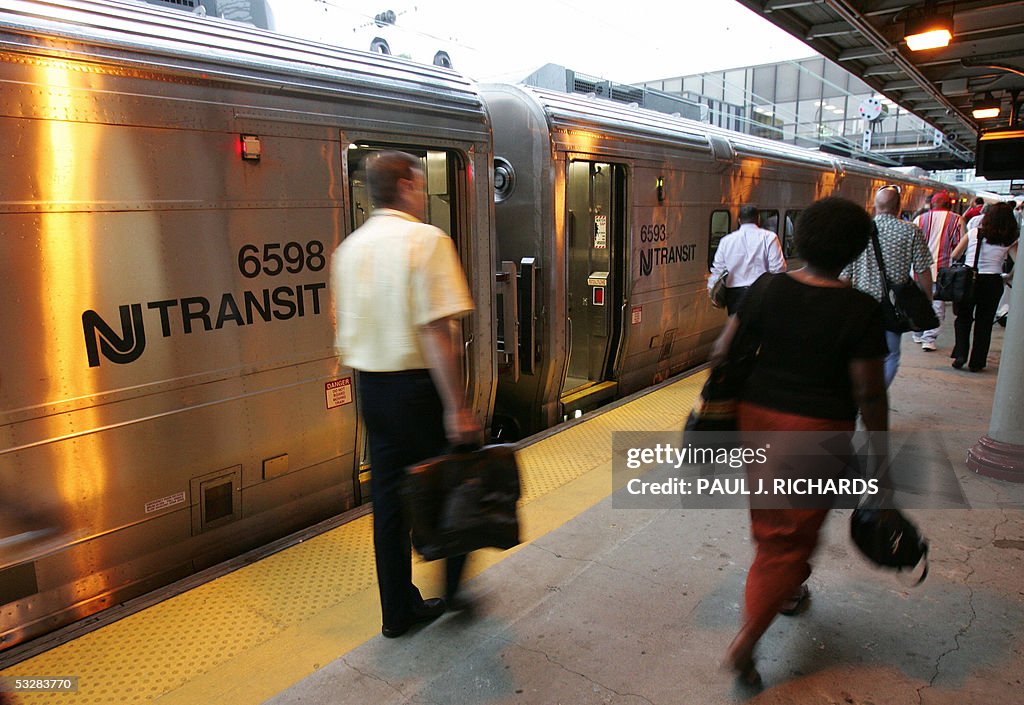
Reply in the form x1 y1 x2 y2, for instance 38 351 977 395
561 160 626 418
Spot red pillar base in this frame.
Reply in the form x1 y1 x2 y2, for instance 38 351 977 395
967 435 1024 483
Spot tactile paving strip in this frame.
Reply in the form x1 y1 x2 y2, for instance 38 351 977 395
0 373 706 705
518 375 705 503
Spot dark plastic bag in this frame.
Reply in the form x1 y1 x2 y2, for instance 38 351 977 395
402 444 521 561
849 505 928 584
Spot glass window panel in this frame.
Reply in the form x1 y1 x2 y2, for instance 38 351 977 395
783 210 800 258
775 63 799 102
798 99 821 127
347 145 459 238
709 210 731 269
703 73 724 102
823 60 850 96
798 59 824 100
846 96 864 119
776 101 798 123
759 210 779 234
724 69 746 105
752 66 776 103
683 76 702 94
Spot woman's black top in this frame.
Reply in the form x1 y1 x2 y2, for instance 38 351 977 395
737 273 887 420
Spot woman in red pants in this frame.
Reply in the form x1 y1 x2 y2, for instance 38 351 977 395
714 197 889 685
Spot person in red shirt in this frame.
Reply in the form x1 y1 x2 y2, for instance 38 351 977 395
963 197 984 223
913 193 965 351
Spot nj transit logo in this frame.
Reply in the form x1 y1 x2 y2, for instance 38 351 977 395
82 305 147 367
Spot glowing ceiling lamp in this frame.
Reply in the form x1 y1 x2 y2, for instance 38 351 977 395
971 94 1001 120
904 7 953 51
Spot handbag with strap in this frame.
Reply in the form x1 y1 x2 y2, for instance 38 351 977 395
402 444 521 561
935 235 982 303
869 225 939 333
684 353 754 436
684 303 760 443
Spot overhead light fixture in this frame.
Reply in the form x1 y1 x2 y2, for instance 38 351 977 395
972 93 1001 120
904 7 953 51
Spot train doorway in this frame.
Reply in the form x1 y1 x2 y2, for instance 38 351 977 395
346 144 469 501
561 160 625 416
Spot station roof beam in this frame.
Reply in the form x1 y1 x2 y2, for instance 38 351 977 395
738 0 1024 169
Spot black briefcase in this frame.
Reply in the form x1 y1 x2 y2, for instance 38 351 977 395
402 444 521 561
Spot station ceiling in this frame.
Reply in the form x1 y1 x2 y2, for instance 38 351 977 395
734 0 1024 171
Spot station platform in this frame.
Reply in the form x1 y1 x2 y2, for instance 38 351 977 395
2 323 1023 705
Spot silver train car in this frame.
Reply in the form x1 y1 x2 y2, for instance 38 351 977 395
0 0 496 649
482 84 958 438
0 0 972 651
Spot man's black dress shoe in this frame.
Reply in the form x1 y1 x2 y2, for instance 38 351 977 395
952 358 965 369
381 598 446 638
445 593 475 614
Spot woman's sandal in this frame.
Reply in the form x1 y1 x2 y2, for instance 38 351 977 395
724 639 763 688
779 584 810 616
733 656 762 687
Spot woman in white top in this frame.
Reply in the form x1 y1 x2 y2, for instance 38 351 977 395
948 202 1019 371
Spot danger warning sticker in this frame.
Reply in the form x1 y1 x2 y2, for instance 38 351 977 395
326 377 354 409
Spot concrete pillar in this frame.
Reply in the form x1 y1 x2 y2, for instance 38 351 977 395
968 267 1024 481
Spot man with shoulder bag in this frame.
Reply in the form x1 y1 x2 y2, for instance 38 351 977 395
331 151 482 639
842 186 934 387
708 205 787 314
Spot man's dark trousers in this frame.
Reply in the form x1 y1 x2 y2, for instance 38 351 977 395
357 370 467 631
725 286 752 316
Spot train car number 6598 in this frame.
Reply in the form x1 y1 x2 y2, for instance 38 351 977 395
238 240 326 278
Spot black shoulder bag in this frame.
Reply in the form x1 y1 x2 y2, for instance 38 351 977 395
935 235 982 303
869 224 939 333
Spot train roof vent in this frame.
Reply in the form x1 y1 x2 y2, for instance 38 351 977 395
524 64 701 121
708 135 735 169
610 84 644 105
136 0 271 28
142 0 200 10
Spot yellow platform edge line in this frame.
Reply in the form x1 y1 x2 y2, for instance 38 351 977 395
2 372 706 705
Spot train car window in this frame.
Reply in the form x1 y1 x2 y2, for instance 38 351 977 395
783 210 800 258
347 145 459 240
759 209 779 234
708 210 731 269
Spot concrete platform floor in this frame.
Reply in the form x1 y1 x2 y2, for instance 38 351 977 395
265 320 1024 705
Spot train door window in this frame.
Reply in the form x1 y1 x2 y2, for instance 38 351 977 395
758 209 779 234
347 145 458 239
708 210 731 269
783 210 800 258
563 160 626 398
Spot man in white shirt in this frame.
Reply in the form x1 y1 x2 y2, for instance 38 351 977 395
708 205 787 314
331 151 481 638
